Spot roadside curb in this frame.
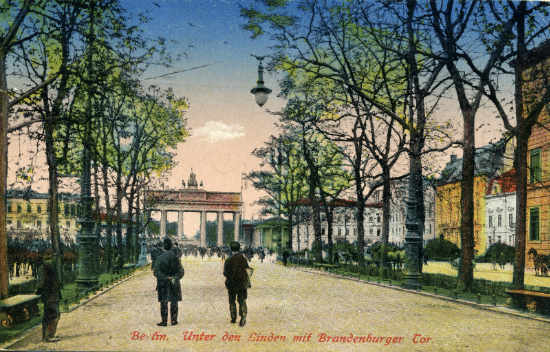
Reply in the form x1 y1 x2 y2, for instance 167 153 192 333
295 267 550 324
0 269 145 351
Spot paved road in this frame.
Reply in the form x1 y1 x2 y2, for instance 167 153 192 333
8 257 550 351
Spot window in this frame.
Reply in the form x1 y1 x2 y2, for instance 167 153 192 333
66 221 71 228
338 228 341 236
498 214 502 228
322 227 326 235
7 220 11 225
530 149 541 183
509 213 514 227
376 214 381 223
376 229 381 236
37 205 42 213
27 203 31 213
7 202 12 213
17 220 21 229
37 220 42 228
64 205 70 216
489 236 493 244
369 228 373 235
489 215 493 228
17 204 22 213
498 236 501 243
529 207 540 241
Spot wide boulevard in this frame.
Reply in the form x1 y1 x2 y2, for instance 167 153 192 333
7 256 550 352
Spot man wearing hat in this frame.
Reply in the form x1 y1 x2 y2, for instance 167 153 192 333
223 241 253 326
153 237 184 326
36 249 61 342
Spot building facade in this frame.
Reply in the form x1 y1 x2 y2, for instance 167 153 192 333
6 189 80 240
291 199 383 252
525 42 550 269
485 169 516 248
435 140 512 255
374 178 437 247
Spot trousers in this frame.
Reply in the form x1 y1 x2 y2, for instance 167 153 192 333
160 301 178 323
42 303 60 340
228 289 247 320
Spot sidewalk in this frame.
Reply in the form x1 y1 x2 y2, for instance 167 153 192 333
295 266 550 324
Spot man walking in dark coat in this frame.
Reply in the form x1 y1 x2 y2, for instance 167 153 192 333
36 249 61 342
153 237 184 326
223 241 253 327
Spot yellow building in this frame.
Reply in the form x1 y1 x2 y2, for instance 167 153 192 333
525 41 550 268
6 189 79 239
436 140 511 255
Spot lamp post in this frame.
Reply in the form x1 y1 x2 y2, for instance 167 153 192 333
250 55 272 107
403 172 422 289
76 0 99 292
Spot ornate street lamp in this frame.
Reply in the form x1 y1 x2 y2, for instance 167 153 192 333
250 55 272 107
403 174 422 290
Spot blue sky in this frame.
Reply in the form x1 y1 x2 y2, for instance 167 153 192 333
116 0 286 225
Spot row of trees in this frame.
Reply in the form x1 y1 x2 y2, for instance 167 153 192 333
1 0 189 296
242 0 550 291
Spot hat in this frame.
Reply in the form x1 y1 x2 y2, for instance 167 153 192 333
230 241 240 252
43 248 55 259
163 237 173 250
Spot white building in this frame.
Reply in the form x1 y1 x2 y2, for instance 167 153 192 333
291 199 382 251
373 177 437 247
485 170 516 247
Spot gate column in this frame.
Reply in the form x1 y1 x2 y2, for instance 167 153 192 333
160 210 167 237
217 211 224 246
200 211 207 247
177 211 184 239
233 212 240 242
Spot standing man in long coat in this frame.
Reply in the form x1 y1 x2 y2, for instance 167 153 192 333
153 237 184 326
36 249 61 342
223 241 253 327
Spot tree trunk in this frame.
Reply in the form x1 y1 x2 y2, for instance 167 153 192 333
513 136 528 289
459 109 475 291
310 186 322 262
512 6 527 289
287 212 293 251
101 163 113 271
324 204 334 264
93 162 102 273
45 117 63 284
380 166 391 273
0 54 9 298
116 173 124 268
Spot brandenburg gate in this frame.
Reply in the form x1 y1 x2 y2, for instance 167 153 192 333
144 171 243 247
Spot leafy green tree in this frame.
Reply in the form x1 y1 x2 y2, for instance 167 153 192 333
424 237 460 262
248 131 307 251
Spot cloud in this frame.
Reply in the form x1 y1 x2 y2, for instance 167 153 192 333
193 121 245 143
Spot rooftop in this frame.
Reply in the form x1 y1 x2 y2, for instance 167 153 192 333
438 140 508 186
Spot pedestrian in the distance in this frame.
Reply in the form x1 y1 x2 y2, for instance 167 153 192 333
153 237 184 326
223 241 253 327
36 249 61 342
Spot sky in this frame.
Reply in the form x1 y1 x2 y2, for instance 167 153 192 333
122 0 289 224
7 0 510 236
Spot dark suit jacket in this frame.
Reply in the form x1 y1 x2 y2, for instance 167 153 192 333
36 259 61 304
223 252 250 292
154 250 184 302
